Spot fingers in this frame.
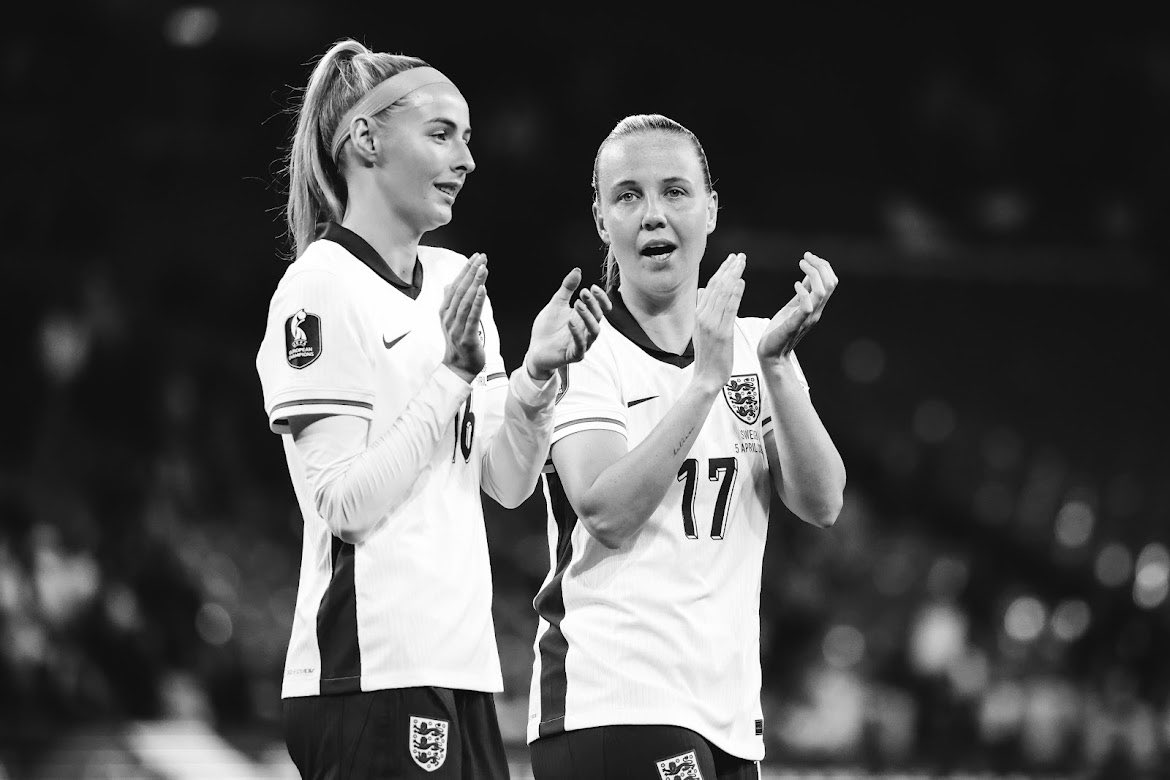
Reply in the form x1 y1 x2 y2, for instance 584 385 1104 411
449 262 487 336
799 251 838 299
551 267 583 305
461 284 487 344
577 284 610 326
699 253 745 316
567 312 588 357
582 285 612 317
442 253 486 320
573 297 601 336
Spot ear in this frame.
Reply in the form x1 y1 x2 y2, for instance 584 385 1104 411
592 201 609 244
347 115 379 165
705 190 719 235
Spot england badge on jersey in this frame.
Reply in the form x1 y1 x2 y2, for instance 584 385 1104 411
285 309 322 369
408 716 449 772
656 749 703 779
722 373 760 424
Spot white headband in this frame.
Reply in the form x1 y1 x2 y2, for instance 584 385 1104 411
330 66 454 161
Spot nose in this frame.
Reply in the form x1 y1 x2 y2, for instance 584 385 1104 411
454 139 475 175
640 194 665 230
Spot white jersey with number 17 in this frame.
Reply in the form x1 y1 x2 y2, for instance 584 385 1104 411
527 293 809 761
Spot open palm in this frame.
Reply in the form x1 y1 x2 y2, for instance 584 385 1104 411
526 269 612 376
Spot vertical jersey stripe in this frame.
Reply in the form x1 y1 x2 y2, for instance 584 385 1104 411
316 536 361 694
533 473 577 737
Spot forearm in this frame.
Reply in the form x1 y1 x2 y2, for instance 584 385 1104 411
577 382 720 548
761 358 846 527
480 366 559 508
299 365 471 542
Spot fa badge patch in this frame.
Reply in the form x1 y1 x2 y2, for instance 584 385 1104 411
656 749 703 779
722 373 760 424
408 716 449 772
285 309 322 369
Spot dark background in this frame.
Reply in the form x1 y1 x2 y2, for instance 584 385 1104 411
3 3 1169 778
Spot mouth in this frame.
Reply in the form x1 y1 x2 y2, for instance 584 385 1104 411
639 240 678 261
434 182 461 201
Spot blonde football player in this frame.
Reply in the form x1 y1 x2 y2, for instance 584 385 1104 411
256 39 610 779
527 114 846 779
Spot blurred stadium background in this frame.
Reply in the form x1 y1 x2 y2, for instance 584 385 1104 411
4 4 1169 778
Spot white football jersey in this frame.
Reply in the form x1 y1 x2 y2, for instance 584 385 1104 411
527 291 808 760
256 223 510 698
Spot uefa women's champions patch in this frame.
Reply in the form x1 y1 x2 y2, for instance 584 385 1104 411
656 749 703 779
285 309 322 369
722 373 760 424
408 716 449 772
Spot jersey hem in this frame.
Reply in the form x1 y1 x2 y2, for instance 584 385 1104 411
283 670 504 699
525 710 764 761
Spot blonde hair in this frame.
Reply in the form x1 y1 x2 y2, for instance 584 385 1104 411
283 39 428 259
591 114 713 292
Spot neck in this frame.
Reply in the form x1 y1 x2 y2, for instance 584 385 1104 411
620 283 697 354
341 186 421 281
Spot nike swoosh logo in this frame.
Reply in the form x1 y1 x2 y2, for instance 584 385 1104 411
627 395 659 408
382 331 410 349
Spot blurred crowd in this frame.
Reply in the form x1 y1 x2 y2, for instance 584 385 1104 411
3 4 1170 778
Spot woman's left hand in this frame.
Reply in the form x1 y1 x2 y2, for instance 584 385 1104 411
525 268 613 380
757 251 838 364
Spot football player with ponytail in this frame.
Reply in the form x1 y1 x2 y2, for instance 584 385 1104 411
527 114 846 779
256 39 610 778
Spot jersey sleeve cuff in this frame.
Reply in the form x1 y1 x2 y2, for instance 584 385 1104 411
508 364 560 409
550 407 627 445
266 392 375 434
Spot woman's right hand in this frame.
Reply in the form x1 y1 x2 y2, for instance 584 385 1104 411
692 252 746 394
441 253 488 383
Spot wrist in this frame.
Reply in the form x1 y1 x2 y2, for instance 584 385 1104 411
443 360 478 385
689 374 726 398
759 353 799 381
524 353 554 383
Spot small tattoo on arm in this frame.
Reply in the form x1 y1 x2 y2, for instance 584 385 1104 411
672 424 696 456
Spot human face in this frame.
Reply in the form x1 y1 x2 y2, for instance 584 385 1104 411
375 83 475 234
593 131 717 299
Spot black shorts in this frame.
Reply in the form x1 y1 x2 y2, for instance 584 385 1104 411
282 686 509 779
529 724 758 780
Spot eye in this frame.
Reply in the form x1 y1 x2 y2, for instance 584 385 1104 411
617 191 639 203
665 186 687 198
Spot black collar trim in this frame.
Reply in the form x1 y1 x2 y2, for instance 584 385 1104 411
608 289 694 368
320 222 423 300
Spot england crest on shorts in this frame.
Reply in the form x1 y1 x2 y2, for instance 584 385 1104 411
722 373 760 424
285 309 322 369
408 716 449 772
656 749 703 780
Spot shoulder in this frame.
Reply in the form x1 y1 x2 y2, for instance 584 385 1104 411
275 240 350 290
419 244 470 273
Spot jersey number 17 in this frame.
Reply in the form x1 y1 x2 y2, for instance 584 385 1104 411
677 457 738 540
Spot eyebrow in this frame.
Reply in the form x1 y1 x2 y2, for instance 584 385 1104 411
426 118 472 136
610 176 693 191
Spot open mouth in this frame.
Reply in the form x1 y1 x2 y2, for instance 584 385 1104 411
640 241 677 259
434 183 459 200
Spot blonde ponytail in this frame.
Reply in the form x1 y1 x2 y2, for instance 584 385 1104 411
282 39 428 259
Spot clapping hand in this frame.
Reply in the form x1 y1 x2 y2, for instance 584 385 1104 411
693 253 746 393
441 253 489 383
525 268 612 379
757 252 837 364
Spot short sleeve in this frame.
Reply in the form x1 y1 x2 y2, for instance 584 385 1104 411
550 332 627 445
256 268 375 434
